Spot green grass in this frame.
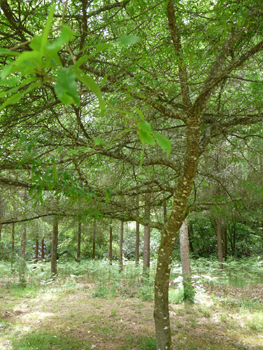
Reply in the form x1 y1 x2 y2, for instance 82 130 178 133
12 331 91 350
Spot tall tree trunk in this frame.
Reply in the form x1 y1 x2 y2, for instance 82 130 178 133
223 220 227 260
0 223 2 241
109 224 113 265
93 220 96 260
143 193 150 278
188 222 195 254
41 238 45 260
119 221 123 272
217 217 224 269
180 218 193 300
215 154 223 268
135 196 140 265
77 221 81 263
51 217 58 277
136 221 140 265
11 222 15 251
34 232 39 265
163 198 167 223
20 221 27 285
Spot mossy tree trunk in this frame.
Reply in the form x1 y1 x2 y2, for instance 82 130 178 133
51 217 58 277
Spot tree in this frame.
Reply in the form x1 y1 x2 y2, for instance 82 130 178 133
1 1 263 349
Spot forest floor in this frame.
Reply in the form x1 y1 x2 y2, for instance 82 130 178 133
0 261 263 350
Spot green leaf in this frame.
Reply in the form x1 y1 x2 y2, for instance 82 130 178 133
139 130 155 145
14 51 43 68
94 138 106 146
74 55 89 69
0 93 23 111
0 77 20 87
152 131 171 155
54 68 80 105
42 4 56 46
0 48 19 56
138 121 152 133
47 26 74 51
114 35 141 46
29 35 42 51
76 71 105 111
95 43 112 52
135 107 144 121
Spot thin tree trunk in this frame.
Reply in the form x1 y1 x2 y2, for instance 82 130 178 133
223 221 227 260
109 224 113 265
93 220 96 260
51 217 58 277
77 221 81 263
11 222 15 251
180 218 193 300
135 195 140 265
41 238 45 260
0 224 2 241
119 221 123 272
143 193 150 278
34 233 39 265
217 217 224 269
20 223 26 285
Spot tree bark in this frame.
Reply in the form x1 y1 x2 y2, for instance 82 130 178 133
143 193 150 278
41 238 45 260
77 221 81 263
217 217 224 269
93 220 96 260
109 224 113 265
223 220 227 260
34 232 38 265
51 217 58 277
11 222 15 251
0 223 2 241
119 221 123 272
20 223 26 285
136 195 140 266
180 218 193 300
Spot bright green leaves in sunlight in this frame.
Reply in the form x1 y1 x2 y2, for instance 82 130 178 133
75 71 105 111
136 108 171 156
114 35 141 46
55 68 80 106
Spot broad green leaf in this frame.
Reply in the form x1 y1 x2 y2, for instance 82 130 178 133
152 131 171 155
0 93 23 111
139 129 155 145
0 77 20 87
14 51 42 68
95 43 112 52
29 35 42 51
54 68 80 105
135 107 144 121
94 138 106 146
76 71 105 111
0 48 19 56
42 4 55 46
47 26 74 51
138 121 152 133
114 35 141 46
74 55 89 69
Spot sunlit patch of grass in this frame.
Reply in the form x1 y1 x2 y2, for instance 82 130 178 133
169 288 184 304
245 312 263 331
12 331 91 350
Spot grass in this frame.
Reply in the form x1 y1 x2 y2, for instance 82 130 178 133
0 257 263 349
12 331 91 350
